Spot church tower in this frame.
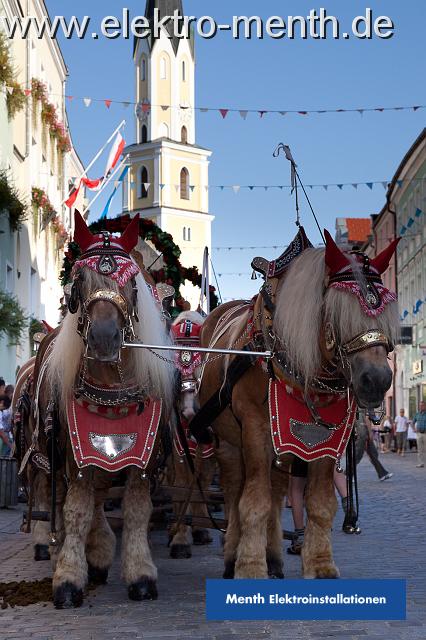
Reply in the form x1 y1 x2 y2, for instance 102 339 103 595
124 0 213 308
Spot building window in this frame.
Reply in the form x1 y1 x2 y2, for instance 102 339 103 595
181 126 188 144
182 60 186 81
141 125 148 143
140 166 148 199
160 122 169 138
160 57 167 79
180 167 189 200
187 227 191 241
5 262 13 293
141 58 146 81
183 227 187 241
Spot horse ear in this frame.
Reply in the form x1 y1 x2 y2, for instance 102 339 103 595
119 214 140 254
324 229 350 274
73 210 94 252
370 238 400 274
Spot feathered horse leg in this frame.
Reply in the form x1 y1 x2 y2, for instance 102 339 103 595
302 458 339 579
52 470 95 608
122 467 158 601
234 417 272 579
266 466 289 579
85 471 116 585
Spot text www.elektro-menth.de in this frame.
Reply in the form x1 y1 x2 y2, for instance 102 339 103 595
1 9 395 41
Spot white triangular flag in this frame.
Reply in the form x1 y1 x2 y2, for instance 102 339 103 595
143 183 151 192
232 185 241 194
83 98 92 107
6 86 13 95
174 185 180 193
239 110 248 120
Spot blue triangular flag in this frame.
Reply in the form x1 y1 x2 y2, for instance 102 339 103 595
415 208 422 217
407 217 414 228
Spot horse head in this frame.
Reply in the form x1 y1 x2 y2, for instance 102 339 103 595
171 311 205 421
322 230 400 409
272 228 400 412
70 211 140 362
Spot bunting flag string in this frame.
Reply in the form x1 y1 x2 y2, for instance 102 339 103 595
121 177 425 194
5 85 425 117
399 207 423 236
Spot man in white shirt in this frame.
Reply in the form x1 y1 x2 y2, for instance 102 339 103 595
394 408 409 456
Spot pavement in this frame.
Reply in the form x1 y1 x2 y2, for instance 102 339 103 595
0 449 425 640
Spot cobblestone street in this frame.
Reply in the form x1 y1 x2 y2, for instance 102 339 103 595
1 451 425 640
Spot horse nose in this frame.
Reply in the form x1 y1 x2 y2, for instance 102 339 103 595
88 320 121 355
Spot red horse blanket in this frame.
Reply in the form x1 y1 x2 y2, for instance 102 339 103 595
67 397 162 472
268 380 356 462
174 421 215 459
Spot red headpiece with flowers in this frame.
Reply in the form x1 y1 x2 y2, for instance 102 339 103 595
72 211 140 287
324 230 400 317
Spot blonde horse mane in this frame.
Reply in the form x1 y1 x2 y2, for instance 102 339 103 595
47 266 175 412
273 247 399 383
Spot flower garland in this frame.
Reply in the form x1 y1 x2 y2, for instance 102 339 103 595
31 186 68 246
31 78 71 153
60 215 219 312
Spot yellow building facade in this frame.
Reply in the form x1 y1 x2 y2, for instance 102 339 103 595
124 0 214 308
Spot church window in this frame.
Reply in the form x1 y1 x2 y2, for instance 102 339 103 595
187 228 191 241
141 58 146 81
183 227 187 241
160 56 167 79
140 166 148 199
141 125 148 143
181 126 188 144
180 167 189 200
182 60 186 82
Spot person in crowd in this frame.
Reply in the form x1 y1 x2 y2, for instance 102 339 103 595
0 377 5 396
4 384 14 401
381 415 393 453
413 400 426 468
394 408 409 456
358 412 393 481
0 394 13 457
287 457 307 555
407 419 418 452
333 466 361 534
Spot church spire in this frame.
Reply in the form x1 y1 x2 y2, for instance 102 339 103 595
144 0 188 55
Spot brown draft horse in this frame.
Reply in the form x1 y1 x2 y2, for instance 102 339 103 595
168 311 215 559
22 212 175 608
198 229 399 579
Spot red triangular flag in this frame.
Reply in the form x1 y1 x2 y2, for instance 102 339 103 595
142 102 151 113
105 99 112 109
219 109 229 119
24 89 31 96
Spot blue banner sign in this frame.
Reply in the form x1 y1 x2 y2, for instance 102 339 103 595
206 579 406 621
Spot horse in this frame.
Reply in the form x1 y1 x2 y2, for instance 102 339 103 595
196 228 399 579
23 211 175 608
167 311 215 558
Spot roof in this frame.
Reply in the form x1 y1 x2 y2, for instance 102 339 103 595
135 0 194 57
387 128 426 200
345 218 372 243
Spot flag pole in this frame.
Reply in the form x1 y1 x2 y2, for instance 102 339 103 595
61 119 126 207
82 155 129 216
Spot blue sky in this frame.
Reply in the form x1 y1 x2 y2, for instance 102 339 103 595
49 0 426 301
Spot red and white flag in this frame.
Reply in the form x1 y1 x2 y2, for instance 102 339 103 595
104 133 125 178
65 133 125 208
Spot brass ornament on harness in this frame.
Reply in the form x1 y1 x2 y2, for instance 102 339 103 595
340 330 393 356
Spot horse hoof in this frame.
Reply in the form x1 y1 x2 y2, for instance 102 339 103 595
53 582 84 609
88 563 109 585
267 556 284 579
192 529 213 546
170 544 192 559
34 544 50 562
223 560 235 579
128 578 158 601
